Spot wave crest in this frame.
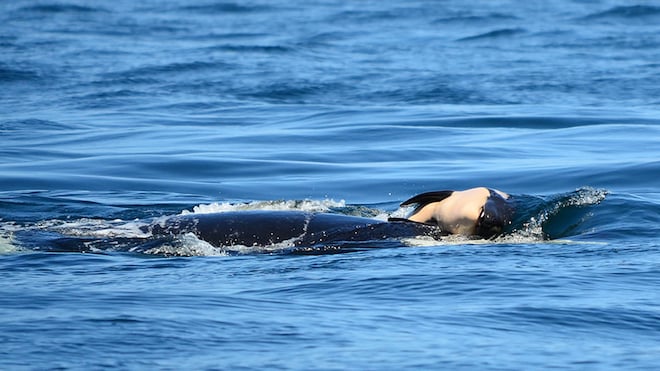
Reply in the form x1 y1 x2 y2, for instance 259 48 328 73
583 6 660 21
512 187 607 240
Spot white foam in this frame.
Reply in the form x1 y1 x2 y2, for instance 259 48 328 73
0 234 20 254
94 220 151 238
508 216 546 241
402 233 506 247
39 218 151 238
558 187 607 209
402 232 602 247
0 222 24 254
182 199 346 215
140 231 301 257
139 233 229 256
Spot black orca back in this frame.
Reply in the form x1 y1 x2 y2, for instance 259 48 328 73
147 210 443 248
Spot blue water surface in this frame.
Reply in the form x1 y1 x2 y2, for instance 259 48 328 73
2 0 660 369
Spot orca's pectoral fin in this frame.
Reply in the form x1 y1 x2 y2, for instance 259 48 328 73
400 190 454 207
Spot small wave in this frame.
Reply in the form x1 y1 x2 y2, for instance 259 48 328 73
199 32 270 41
374 84 488 105
496 305 660 334
329 9 403 23
0 65 41 83
559 188 608 207
0 40 15 49
457 28 526 42
582 5 660 21
242 81 347 103
182 199 346 215
433 13 519 25
108 61 232 79
302 31 357 47
18 4 107 14
1 119 77 133
178 3 274 14
512 187 608 240
210 45 292 54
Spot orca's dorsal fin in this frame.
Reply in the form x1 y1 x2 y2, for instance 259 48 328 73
400 190 454 207
400 190 455 219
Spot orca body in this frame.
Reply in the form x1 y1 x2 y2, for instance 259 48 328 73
396 187 515 239
147 210 444 249
145 187 515 249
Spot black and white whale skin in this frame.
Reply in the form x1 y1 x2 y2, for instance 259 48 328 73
145 187 515 249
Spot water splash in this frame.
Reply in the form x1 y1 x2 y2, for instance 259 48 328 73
138 233 228 257
0 234 19 254
33 218 150 239
139 230 304 257
512 187 608 240
183 199 346 215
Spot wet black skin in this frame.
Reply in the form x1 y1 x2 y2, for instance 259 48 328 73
145 210 446 248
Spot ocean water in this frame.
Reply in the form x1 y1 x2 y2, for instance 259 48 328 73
2 0 660 369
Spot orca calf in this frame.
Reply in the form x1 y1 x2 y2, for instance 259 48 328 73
145 187 515 248
396 187 514 238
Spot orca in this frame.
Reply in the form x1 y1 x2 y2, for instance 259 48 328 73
145 210 444 251
394 187 514 239
145 187 515 249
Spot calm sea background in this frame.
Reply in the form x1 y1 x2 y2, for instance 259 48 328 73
2 0 660 369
